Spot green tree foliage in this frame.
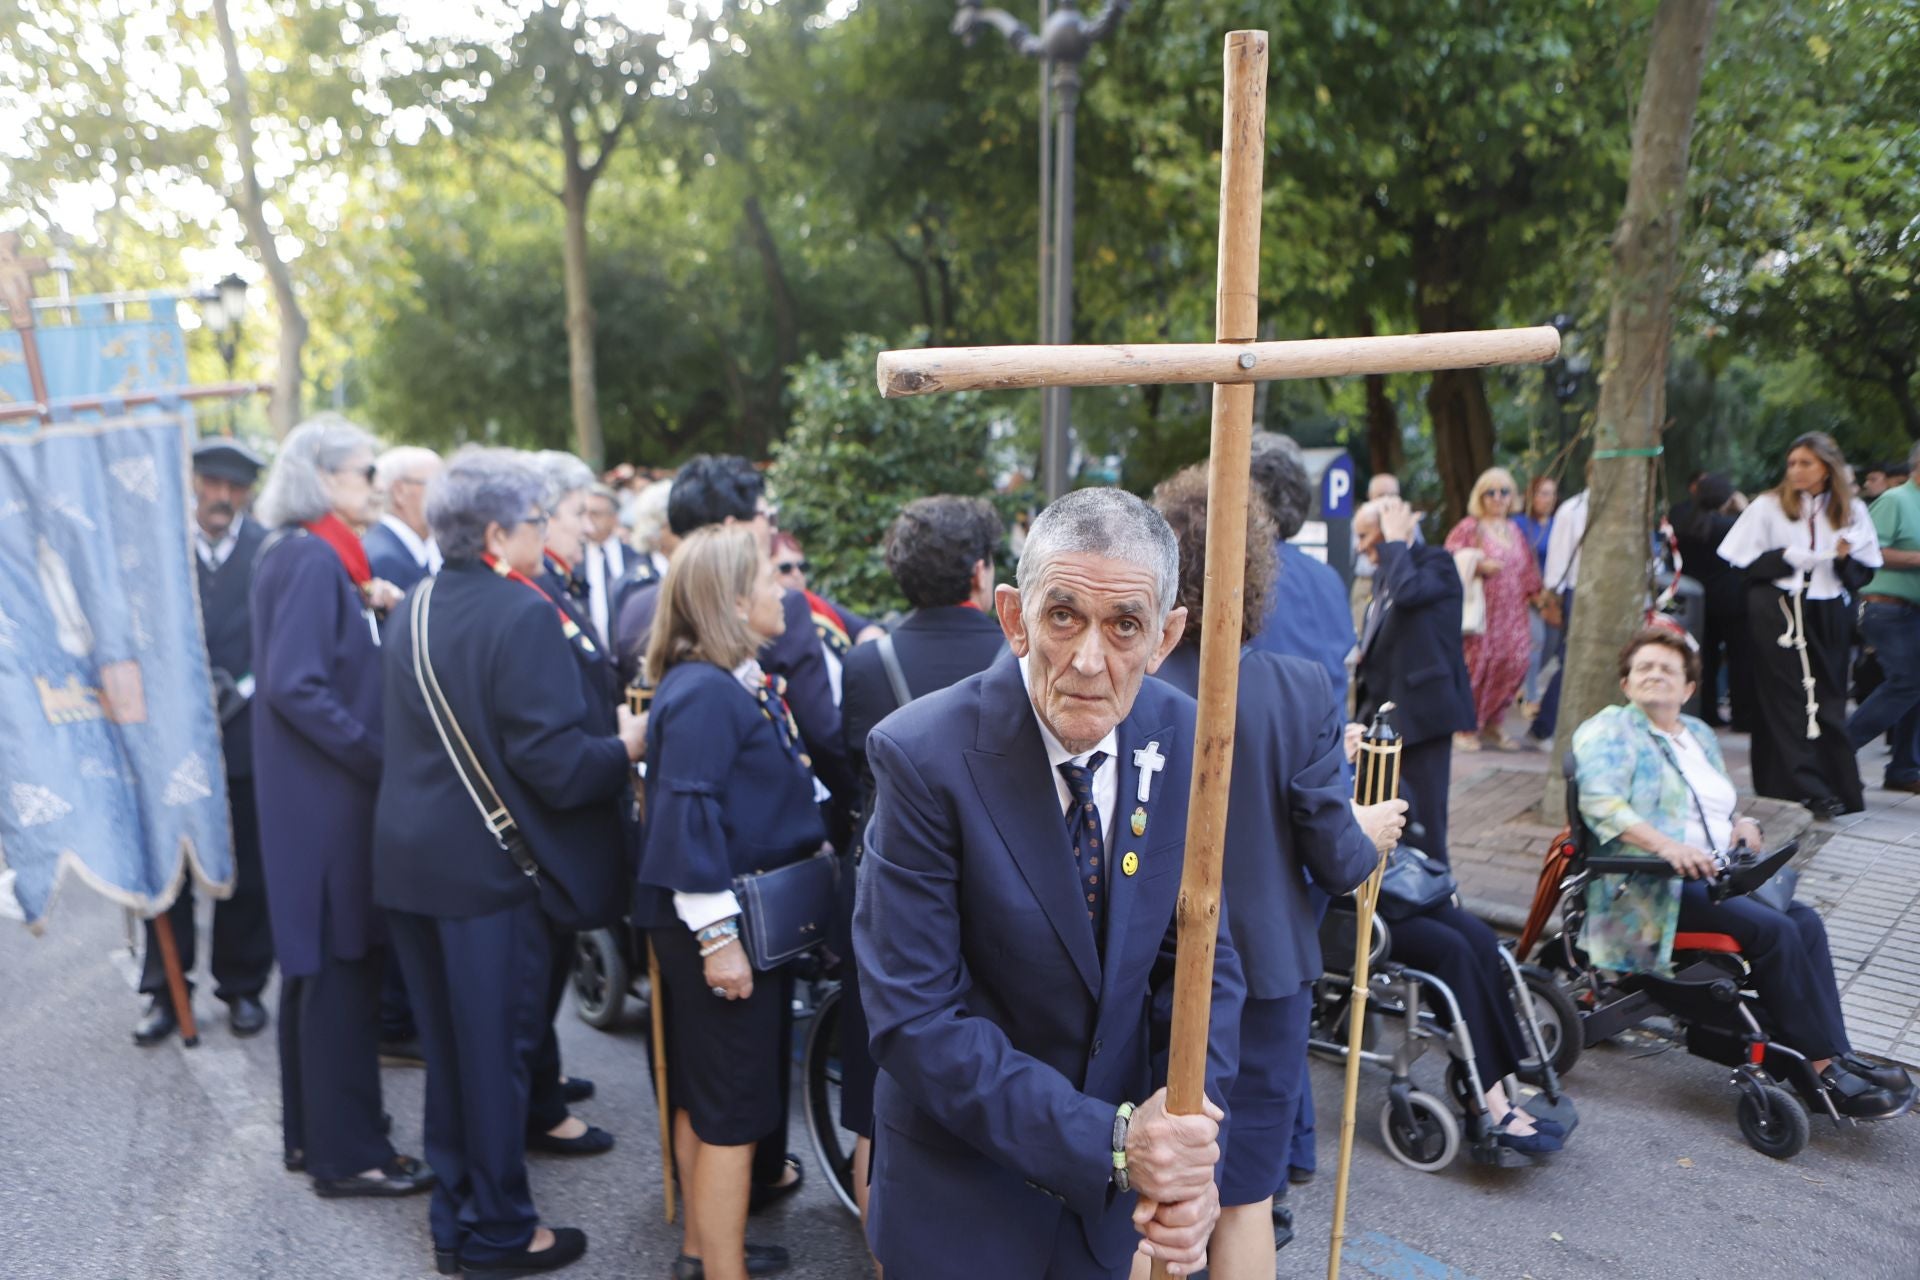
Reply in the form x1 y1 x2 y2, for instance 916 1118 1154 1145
768 332 1007 616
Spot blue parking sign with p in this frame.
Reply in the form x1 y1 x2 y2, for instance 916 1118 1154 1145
1321 452 1355 518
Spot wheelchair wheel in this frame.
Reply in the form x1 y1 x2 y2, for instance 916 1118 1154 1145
571 928 627 1029
1513 966 1583 1083
1380 1090 1460 1173
801 983 862 1215
1736 1083 1809 1160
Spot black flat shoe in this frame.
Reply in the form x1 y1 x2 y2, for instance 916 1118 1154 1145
463 1227 588 1276
1491 1115 1562 1155
747 1155 803 1214
312 1153 435 1198
379 1038 427 1069
283 1149 305 1173
526 1124 614 1156
1840 1054 1914 1094
227 994 268 1038
133 999 178 1046
436 1246 460 1275
670 1243 790 1278
1820 1063 1905 1118
561 1076 595 1104
1287 1165 1315 1187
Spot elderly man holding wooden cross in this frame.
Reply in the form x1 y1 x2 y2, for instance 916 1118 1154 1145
863 29 1557 1280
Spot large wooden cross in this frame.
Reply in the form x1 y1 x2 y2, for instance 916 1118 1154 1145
877 31 1555 1279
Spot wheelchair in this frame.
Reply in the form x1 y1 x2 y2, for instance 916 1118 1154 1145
1518 753 1917 1160
1307 888 1583 1173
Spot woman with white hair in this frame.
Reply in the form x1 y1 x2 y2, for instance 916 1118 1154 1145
251 414 432 1200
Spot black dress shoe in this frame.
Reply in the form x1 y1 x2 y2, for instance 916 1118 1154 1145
312 1153 436 1199
561 1076 595 1104
747 1155 803 1213
463 1227 588 1276
283 1149 305 1173
526 1124 614 1156
436 1246 460 1275
1840 1054 1914 1094
379 1038 427 1068
227 994 268 1038
1287 1165 1315 1187
133 999 178 1046
1819 1063 1904 1119
670 1243 790 1278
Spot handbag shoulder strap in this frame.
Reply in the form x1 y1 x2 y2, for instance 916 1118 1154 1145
875 631 913 709
1646 727 1717 853
409 579 537 879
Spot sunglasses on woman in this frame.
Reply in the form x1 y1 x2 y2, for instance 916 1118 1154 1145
776 560 811 576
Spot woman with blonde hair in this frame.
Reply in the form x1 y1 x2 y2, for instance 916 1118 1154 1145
1717 432 1881 816
1445 467 1542 749
636 523 825 1280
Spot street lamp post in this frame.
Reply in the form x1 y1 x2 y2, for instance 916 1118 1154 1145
199 273 249 432
953 1 1130 499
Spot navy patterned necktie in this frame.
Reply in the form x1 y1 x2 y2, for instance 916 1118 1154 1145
1058 751 1110 950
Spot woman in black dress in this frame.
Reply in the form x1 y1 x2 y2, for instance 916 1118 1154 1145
637 524 827 1280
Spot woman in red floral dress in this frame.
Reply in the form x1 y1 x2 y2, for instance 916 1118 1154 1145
1445 467 1542 749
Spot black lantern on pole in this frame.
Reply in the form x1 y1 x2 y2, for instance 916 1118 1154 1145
200 273 249 430
1544 313 1589 456
952 1 1130 499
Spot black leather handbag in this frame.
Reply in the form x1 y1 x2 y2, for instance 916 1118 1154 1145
732 849 839 970
1376 845 1459 922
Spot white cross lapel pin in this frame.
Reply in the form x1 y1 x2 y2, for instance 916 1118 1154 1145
1133 741 1165 805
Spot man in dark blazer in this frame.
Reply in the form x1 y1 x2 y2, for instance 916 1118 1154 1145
854 488 1243 1279
363 446 443 591
1352 496 1476 864
135 439 276 1044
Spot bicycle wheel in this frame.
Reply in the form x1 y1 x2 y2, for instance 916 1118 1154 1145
801 982 861 1215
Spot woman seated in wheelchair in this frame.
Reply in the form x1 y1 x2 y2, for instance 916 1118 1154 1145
1570 625 1913 1119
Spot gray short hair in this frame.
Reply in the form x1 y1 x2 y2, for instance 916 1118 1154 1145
530 450 597 514
1017 487 1179 619
255 413 380 528
625 478 673 552
428 447 546 562
1248 431 1312 539
374 445 441 491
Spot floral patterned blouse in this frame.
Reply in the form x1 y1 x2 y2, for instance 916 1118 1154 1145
1569 702 1739 974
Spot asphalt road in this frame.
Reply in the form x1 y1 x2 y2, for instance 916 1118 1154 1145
4 887 1918 1280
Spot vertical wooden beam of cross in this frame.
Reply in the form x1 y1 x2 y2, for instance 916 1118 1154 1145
0 231 55 416
876 30 1556 1278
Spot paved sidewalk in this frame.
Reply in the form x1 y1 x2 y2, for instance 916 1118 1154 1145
1444 714 1920 1068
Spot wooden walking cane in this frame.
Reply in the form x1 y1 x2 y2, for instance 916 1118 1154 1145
1328 706 1402 1280
152 913 201 1047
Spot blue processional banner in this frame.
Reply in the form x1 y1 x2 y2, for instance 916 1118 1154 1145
1 297 233 927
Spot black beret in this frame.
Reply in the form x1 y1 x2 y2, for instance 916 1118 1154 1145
193 438 265 485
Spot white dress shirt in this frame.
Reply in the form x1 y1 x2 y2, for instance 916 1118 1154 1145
1652 724 1738 852
1019 655 1119 846
1717 491 1882 599
1543 490 1587 592
380 513 442 575
585 536 627 644
195 516 243 572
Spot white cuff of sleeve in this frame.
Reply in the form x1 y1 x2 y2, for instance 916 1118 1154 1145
674 890 743 933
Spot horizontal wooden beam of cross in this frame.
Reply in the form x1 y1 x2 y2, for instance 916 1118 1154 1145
876 325 1559 398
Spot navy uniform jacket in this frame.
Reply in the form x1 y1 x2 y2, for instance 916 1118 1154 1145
1353 540 1476 746
201 516 266 778
853 651 1244 1277
634 660 828 928
1155 646 1377 999
363 521 433 592
373 562 630 924
618 583 853 804
1248 540 1357 704
250 530 385 978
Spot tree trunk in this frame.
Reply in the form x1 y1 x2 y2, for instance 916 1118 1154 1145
1413 224 1493 524
560 163 605 470
1546 0 1719 821
1357 316 1403 477
743 194 799 377
213 0 305 437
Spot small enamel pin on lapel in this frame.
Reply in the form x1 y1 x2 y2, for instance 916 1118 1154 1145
1132 741 1165 804
1122 851 1140 877
1130 805 1147 837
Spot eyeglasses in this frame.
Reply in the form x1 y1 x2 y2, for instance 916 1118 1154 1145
776 560 811 576
1485 486 1513 497
522 512 551 531
337 464 377 483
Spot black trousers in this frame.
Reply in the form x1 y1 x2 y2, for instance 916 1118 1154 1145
1677 882 1850 1060
391 901 550 1264
278 948 394 1180
1746 586 1864 812
526 921 575 1135
1697 607 1756 730
1388 902 1530 1082
142 778 274 1005
380 944 419 1043
1399 735 1454 866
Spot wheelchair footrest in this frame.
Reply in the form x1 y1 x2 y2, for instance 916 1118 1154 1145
1468 1140 1538 1169
1522 1092 1579 1139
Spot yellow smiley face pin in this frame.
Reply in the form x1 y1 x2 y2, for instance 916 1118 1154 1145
1122 851 1140 877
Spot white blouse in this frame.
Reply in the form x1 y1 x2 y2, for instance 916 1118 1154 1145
1651 725 1739 852
1717 491 1881 599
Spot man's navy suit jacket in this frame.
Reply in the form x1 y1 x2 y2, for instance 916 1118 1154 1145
362 521 432 592
1353 540 1475 746
853 650 1244 1278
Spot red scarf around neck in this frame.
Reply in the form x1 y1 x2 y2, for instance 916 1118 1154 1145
304 512 372 585
484 553 594 652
